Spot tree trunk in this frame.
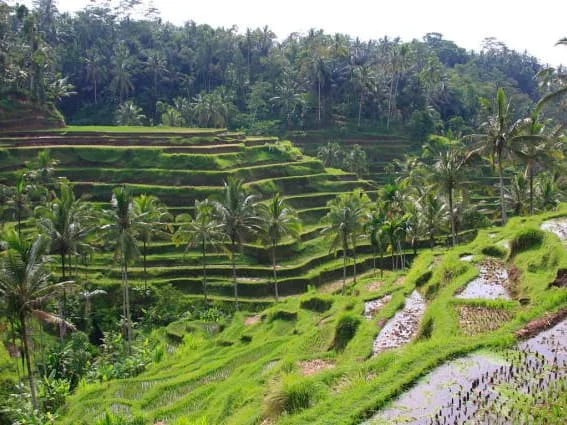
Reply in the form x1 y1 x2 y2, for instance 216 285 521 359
342 246 347 294
272 242 278 302
60 253 66 341
124 258 132 354
202 241 208 303
232 242 239 311
143 240 147 290
318 79 322 123
529 165 534 215
352 242 357 285
449 188 456 247
358 92 363 128
498 156 507 225
373 246 377 277
20 313 39 411
380 250 384 278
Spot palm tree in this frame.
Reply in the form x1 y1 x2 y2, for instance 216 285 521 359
382 215 408 271
317 142 342 168
508 114 558 215
471 88 521 225
366 205 387 277
352 63 377 128
103 186 139 351
321 190 369 292
418 192 448 247
115 101 146 126
36 182 95 339
110 43 134 103
84 48 105 104
132 194 171 288
6 173 30 237
213 178 259 309
36 182 95 280
173 199 224 302
0 232 75 410
259 193 301 301
428 145 471 246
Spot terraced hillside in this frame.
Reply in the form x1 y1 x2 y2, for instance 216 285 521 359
0 128 382 301
57 208 567 425
289 132 418 185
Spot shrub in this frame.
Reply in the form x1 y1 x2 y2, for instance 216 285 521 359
331 313 360 351
300 296 333 313
481 245 507 259
509 228 544 257
264 376 317 417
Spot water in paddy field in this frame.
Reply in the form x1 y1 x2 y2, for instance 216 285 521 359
456 260 511 301
371 291 426 356
364 318 567 425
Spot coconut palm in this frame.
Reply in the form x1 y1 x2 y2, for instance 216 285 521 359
366 205 387 278
36 182 95 279
173 199 224 302
213 178 260 309
115 101 146 126
428 145 471 247
0 232 75 410
6 173 31 237
259 193 301 302
471 88 522 225
508 114 558 215
321 190 369 293
418 191 448 247
132 194 171 288
103 186 140 351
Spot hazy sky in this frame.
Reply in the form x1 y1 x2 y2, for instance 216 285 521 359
20 0 567 66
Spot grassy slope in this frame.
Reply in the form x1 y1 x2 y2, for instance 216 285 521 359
58 207 567 425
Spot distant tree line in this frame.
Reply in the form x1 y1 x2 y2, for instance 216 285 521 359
1 0 561 136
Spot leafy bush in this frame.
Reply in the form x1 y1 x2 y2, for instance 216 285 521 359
300 296 333 313
264 375 318 417
331 313 360 351
510 228 544 257
481 245 507 258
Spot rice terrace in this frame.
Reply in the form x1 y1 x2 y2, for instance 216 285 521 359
1 1 567 424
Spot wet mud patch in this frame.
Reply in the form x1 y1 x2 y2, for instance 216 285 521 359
372 291 426 356
298 359 336 376
364 295 393 319
456 260 511 300
456 305 514 336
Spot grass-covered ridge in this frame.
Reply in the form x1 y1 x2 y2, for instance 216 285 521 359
57 207 567 425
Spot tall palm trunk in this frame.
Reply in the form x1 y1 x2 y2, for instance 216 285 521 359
272 242 278 302
60 253 67 341
143 240 147 289
352 242 357 285
318 79 321 123
358 92 364 128
498 155 507 225
529 165 534 215
231 240 239 311
123 257 132 354
20 313 38 410
372 246 377 277
449 188 456 247
202 241 208 303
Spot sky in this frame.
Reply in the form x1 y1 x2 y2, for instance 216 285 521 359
19 0 567 67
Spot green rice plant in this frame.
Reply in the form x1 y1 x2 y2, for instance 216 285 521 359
264 375 319 417
509 228 544 257
300 296 333 313
331 313 360 352
481 245 507 258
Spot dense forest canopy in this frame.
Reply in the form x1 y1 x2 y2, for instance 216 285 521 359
1 0 562 136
